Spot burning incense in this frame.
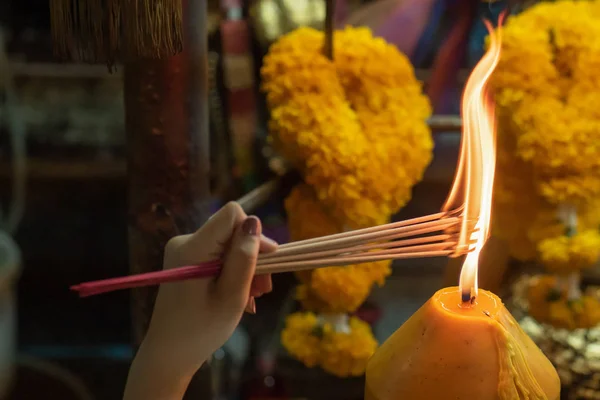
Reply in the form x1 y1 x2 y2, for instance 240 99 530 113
71 209 472 297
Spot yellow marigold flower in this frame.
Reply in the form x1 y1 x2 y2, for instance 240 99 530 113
569 230 600 269
296 263 391 314
262 26 432 228
280 312 321 368
284 184 340 242
268 26 430 374
580 199 600 229
527 275 560 323
285 184 392 313
548 300 577 330
280 312 378 377
538 230 600 274
577 296 600 329
320 316 378 377
491 1 600 270
492 1 600 207
527 275 600 329
539 175 600 207
301 268 367 313
538 235 571 275
310 263 391 313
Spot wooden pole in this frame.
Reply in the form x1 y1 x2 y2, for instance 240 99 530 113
324 0 335 59
124 0 212 396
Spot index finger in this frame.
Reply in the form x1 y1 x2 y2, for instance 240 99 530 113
179 202 247 262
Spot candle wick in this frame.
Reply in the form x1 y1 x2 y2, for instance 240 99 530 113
461 291 471 303
460 291 476 308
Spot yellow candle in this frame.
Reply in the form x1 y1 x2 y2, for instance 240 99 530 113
365 287 560 400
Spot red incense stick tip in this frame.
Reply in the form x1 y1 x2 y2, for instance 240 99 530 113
70 261 224 297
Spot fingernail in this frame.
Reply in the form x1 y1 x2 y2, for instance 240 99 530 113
261 235 279 246
245 297 256 314
242 216 260 236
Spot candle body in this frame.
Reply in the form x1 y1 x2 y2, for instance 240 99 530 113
365 287 560 400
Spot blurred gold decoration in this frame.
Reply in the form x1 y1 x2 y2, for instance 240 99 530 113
250 0 326 45
344 0 423 33
50 0 183 66
510 275 600 399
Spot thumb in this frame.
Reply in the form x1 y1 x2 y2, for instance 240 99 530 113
216 216 261 307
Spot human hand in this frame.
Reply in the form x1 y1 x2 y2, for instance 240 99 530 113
124 202 277 400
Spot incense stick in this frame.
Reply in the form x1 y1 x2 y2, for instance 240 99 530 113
258 234 454 265
71 210 472 297
274 207 462 250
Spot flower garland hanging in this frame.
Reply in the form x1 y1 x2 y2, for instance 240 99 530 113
261 26 433 376
261 26 433 229
490 0 600 330
286 184 392 314
280 312 378 377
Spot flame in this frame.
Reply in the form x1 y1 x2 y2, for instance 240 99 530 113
443 17 504 302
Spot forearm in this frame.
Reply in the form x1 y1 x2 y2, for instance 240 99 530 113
123 337 203 400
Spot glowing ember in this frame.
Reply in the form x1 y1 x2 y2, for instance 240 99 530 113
443 17 504 303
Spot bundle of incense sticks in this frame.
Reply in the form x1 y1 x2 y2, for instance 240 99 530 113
72 208 474 297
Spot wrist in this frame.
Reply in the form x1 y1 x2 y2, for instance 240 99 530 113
142 325 211 372
124 337 202 400
141 329 207 374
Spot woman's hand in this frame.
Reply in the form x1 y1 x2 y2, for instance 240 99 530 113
124 202 277 400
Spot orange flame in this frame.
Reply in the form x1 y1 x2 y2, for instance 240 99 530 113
443 17 503 302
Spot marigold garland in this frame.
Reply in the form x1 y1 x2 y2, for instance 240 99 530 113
286 184 392 314
491 1 600 329
262 26 433 229
280 312 378 378
279 312 322 368
538 230 600 275
493 0 600 213
527 275 600 330
262 26 431 375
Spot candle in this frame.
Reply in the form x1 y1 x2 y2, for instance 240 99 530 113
366 14 560 400
365 287 560 399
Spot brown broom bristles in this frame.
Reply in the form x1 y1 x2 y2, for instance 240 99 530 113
50 0 183 69
121 0 183 60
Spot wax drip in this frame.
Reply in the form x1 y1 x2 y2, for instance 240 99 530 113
495 313 549 400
